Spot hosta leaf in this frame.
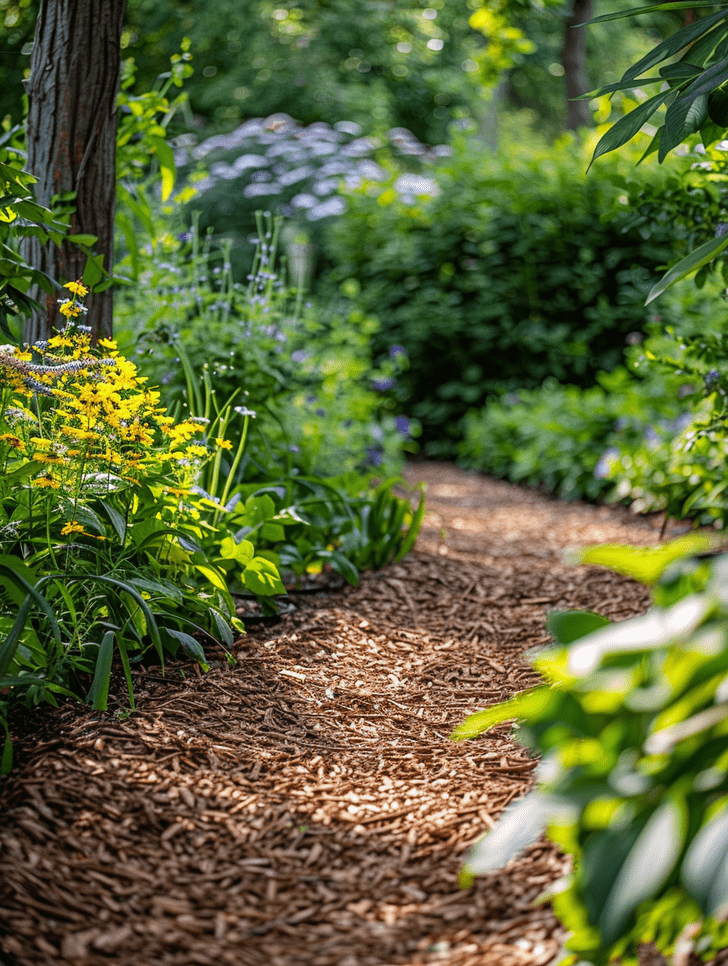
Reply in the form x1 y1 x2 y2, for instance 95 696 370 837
599 799 686 946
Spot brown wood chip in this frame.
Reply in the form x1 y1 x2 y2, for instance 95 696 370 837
1 462 724 966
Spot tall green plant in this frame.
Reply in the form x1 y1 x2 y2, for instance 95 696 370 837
453 536 728 965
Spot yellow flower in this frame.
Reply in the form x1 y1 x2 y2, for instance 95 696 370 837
60 521 85 536
32 475 61 489
58 300 82 319
215 438 233 450
0 433 24 450
63 280 89 297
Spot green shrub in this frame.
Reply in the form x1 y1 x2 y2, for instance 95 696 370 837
457 366 688 502
453 536 728 965
319 122 718 453
118 214 416 482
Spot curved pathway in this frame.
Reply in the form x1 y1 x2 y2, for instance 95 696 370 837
0 464 670 966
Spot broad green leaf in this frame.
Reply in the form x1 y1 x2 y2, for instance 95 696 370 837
319 549 360 587
589 90 672 168
647 233 728 303
82 252 106 289
547 610 612 646
599 799 686 946
66 234 98 246
567 595 710 676
682 807 728 914
100 499 127 544
219 536 255 565
462 792 556 880
579 824 646 924
86 631 115 711
576 534 720 584
241 557 286 596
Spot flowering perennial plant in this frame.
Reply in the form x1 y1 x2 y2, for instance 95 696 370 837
0 283 242 762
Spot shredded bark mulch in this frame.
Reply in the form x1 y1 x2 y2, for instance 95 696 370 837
0 463 722 966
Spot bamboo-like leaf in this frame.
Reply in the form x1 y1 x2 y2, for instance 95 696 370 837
659 92 709 160
646 232 728 304
588 90 672 168
584 3 727 28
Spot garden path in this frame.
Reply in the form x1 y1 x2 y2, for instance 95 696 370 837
0 462 693 966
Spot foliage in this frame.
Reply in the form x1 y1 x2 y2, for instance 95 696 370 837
452 536 728 965
119 0 542 144
119 213 416 483
457 366 688 502
0 283 247 765
602 292 728 527
319 120 704 452
0 125 80 335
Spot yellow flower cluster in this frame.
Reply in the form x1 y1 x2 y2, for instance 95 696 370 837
0 282 228 497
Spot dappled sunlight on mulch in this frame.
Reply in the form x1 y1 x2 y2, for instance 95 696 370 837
0 463 693 966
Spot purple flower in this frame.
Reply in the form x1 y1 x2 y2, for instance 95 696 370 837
373 377 395 392
389 345 406 358
395 415 410 436
366 447 383 466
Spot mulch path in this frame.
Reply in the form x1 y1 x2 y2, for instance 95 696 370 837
0 462 719 966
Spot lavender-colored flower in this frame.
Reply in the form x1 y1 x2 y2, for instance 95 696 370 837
373 377 395 392
395 415 410 436
389 345 406 358
705 368 721 390
366 447 383 466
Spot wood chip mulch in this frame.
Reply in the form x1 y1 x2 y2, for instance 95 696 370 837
0 462 724 966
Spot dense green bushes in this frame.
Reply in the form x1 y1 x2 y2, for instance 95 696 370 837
320 123 719 452
457 366 689 503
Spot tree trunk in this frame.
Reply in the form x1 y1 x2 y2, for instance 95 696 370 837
561 0 592 130
23 0 127 344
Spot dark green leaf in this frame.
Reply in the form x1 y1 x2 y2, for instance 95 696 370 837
589 90 672 168
86 631 115 711
546 610 612 645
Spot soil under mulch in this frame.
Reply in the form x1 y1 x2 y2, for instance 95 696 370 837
0 462 723 966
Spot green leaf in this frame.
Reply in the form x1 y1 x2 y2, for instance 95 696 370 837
647 232 728 304
66 234 98 246
241 557 286 596
599 799 686 946
86 631 115 711
450 688 545 741
163 628 209 671
547 610 612 645
1 729 12 775
319 549 360 587
659 92 709 161
82 253 106 289
148 136 176 202
708 87 728 126
463 792 554 878
682 807 728 915
576 534 720 584
589 90 672 169
100 499 127 544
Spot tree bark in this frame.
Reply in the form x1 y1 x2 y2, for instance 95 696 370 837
23 0 127 344
561 0 592 130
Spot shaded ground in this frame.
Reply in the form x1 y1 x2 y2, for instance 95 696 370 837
0 463 714 966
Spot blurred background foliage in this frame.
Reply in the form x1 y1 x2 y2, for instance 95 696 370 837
3 0 728 531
